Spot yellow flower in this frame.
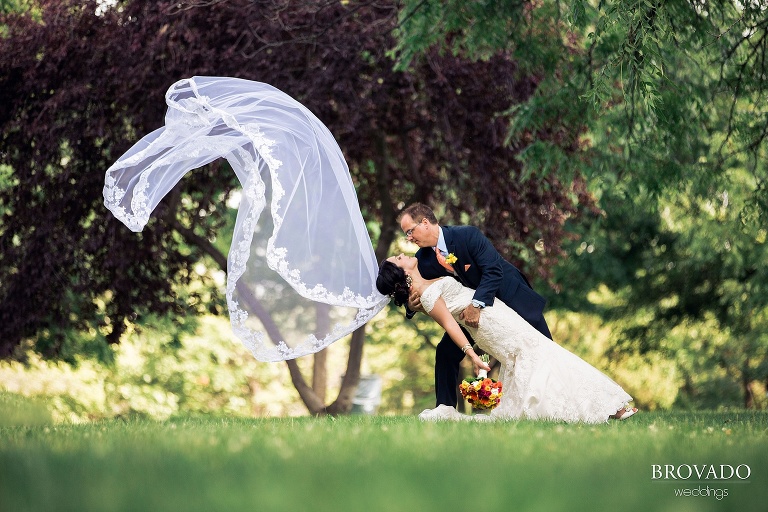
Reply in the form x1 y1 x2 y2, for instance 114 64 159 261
445 253 458 264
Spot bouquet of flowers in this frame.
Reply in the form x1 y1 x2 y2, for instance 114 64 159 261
459 354 503 410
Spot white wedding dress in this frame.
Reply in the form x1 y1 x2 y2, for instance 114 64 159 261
418 278 632 423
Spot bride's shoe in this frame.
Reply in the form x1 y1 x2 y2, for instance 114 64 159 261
611 406 638 420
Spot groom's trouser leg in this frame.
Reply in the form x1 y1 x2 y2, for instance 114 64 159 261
434 328 471 408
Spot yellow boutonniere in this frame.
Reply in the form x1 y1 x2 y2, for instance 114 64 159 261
445 253 458 265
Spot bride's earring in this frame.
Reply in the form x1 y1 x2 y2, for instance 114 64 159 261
405 274 413 288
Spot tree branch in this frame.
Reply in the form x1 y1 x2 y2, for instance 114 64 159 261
168 216 327 414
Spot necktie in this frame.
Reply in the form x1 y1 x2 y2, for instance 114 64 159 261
434 247 455 273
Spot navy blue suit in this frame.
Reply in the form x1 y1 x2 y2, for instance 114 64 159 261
415 225 552 407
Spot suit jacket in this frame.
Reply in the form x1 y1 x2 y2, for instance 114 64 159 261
415 225 547 328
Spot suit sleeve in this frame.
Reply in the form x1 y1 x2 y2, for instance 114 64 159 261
465 227 504 307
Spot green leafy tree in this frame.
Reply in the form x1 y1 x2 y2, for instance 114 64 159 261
392 0 768 408
0 0 31 14
392 0 767 206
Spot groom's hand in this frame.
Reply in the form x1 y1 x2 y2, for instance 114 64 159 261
408 289 425 314
459 304 481 328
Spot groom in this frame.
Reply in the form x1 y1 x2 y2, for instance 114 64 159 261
399 203 553 408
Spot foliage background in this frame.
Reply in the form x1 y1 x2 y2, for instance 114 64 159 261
0 306 710 421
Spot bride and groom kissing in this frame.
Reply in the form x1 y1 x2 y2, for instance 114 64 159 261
377 203 637 423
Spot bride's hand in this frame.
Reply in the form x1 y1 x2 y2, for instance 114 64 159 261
472 354 491 373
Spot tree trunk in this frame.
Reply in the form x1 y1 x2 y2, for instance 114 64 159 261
323 139 400 415
327 326 366 414
170 217 328 412
743 378 754 409
312 349 328 403
743 359 754 409
312 303 331 403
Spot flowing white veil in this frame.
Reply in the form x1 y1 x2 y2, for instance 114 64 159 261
104 76 388 362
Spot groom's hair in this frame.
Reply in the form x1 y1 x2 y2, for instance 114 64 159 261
398 203 438 225
376 261 409 307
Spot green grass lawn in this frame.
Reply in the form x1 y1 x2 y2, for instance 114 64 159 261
1 398 767 512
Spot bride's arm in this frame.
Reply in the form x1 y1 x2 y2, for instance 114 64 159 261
428 297 491 372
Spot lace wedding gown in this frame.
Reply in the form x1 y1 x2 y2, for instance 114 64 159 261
418 278 632 423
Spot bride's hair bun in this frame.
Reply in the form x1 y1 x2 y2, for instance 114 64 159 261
376 261 410 307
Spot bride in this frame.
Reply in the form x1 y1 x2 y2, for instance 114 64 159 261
377 254 637 423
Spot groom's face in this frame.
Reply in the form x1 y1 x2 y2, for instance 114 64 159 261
400 214 437 248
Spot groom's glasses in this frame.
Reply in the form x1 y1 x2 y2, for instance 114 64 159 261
404 218 423 238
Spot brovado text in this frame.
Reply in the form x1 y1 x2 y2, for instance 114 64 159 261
652 464 751 480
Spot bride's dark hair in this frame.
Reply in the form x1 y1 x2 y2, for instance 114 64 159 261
376 261 410 307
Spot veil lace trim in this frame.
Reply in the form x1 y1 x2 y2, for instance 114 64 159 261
104 76 388 361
